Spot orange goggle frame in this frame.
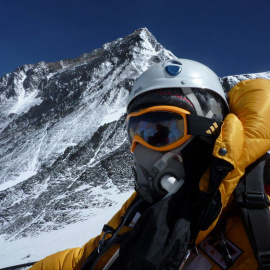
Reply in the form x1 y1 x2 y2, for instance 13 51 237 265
127 105 222 153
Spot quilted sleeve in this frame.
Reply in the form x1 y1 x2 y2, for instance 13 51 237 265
29 235 100 270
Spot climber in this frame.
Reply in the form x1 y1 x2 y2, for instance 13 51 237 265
29 59 270 270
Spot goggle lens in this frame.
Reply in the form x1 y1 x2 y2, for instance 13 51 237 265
128 111 185 147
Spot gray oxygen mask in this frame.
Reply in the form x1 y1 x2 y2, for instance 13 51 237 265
133 143 188 203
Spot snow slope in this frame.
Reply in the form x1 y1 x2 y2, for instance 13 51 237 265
0 190 133 268
0 28 175 242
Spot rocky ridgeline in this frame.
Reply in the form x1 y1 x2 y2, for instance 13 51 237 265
221 72 270 93
0 28 175 239
0 28 269 239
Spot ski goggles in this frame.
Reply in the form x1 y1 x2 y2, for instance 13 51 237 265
127 105 222 152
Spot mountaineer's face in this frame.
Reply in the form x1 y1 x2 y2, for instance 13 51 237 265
126 105 192 203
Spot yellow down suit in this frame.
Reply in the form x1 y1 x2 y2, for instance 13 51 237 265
30 78 270 270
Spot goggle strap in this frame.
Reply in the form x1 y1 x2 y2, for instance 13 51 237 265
186 114 222 137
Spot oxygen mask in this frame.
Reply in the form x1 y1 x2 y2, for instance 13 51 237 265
132 142 193 203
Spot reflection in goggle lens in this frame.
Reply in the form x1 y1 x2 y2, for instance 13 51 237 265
128 111 184 147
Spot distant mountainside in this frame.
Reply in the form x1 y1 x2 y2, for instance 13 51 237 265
220 71 270 93
0 28 269 240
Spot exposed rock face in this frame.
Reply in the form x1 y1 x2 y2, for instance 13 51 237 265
0 28 175 239
0 28 269 240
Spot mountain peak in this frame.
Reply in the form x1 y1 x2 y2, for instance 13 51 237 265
0 28 175 239
125 27 157 46
133 27 152 37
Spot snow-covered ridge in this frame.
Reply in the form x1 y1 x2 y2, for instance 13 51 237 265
221 70 270 93
0 28 175 241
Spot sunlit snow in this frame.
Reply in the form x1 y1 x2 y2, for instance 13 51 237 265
0 190 133 269
9 89 42 115
0 170 37 192
101 107 126 125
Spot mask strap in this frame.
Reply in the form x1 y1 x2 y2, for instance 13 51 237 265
150 152 182 179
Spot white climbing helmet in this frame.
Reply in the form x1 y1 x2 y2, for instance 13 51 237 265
127 59 229 119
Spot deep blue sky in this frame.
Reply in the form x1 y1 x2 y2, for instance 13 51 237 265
1 0 269 78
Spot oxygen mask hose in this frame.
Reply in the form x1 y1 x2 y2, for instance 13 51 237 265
161 175 185 199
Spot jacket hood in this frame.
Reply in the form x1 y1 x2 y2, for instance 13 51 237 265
197 78 270 243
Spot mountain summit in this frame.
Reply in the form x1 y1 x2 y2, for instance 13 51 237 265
0 28 269 240
0 28 175 239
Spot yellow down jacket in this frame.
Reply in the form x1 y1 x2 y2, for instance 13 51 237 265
30 78 270 270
